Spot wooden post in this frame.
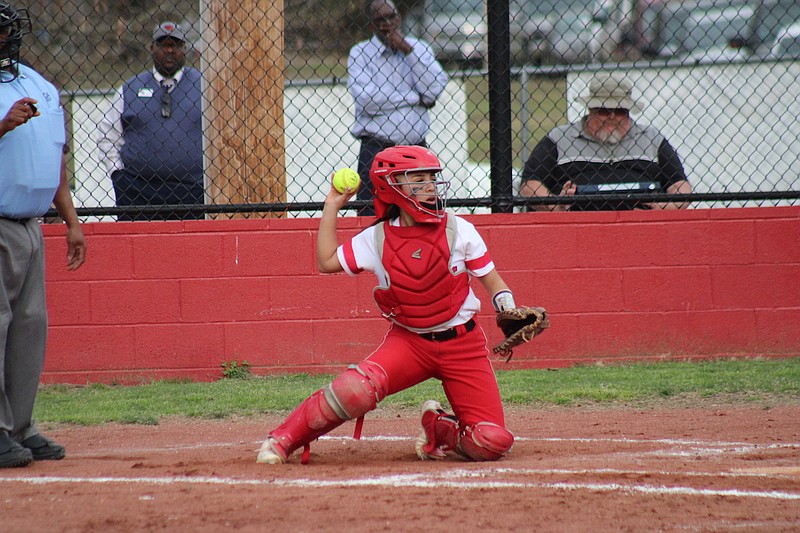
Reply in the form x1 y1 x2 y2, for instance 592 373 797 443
201 0 286 218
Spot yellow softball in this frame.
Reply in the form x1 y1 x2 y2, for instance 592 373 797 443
332 168 361 193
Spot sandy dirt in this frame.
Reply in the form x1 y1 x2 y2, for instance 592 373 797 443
2 403 799 532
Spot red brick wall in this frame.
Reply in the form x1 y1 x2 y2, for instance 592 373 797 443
41 207 800 384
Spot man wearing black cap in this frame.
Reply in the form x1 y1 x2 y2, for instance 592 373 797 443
98 21 204 221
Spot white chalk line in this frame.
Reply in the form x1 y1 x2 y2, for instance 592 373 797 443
1 470 799 501
521 436 800 449
490 467 798 480
8 433 793 501
65 434 800 457
670 519 800 531
341 435 800 449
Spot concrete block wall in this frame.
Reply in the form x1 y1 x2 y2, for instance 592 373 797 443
41 206 800 384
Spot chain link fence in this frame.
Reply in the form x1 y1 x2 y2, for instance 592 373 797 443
16 0 800 220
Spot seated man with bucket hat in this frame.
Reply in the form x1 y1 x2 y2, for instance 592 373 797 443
520 73 692 211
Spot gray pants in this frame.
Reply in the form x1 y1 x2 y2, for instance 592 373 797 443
0 218 48 440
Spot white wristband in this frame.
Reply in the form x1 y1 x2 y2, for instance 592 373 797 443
492 290 516 312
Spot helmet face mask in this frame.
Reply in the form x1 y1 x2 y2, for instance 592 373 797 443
369 146 450 223
386 170 450 221
0 3 31 82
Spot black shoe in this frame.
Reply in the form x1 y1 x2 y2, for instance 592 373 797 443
0 433 33 468
21 433 66 461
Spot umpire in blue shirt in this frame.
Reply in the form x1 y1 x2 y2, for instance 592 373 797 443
0 2 86 468
98 21 204 221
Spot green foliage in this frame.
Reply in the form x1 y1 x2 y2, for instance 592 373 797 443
33 358 800 426
464 75 568 166
24 0 371 90
220 360 252 380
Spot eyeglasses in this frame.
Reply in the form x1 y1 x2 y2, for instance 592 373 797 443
161 87 171 118
155 39 185 51
371 11 398 25
592 108 629 117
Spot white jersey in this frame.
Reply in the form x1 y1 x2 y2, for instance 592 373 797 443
336 215 495 333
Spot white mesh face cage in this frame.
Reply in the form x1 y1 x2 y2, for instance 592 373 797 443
388 169 451 219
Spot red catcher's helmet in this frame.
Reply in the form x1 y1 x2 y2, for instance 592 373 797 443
370 145 450 223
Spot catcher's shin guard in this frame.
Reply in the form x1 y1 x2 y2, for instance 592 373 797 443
258 362 388 463
456 422 514 461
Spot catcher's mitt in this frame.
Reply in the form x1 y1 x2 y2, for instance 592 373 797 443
493 306 549 361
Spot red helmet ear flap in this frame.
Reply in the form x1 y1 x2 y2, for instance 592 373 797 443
370 163 396 220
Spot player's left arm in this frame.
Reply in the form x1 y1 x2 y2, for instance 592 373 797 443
479 266 550 360
463 222 549 359
458 217 515 310
477 269 510 302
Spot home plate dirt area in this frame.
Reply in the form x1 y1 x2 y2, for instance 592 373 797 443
2 403 799 532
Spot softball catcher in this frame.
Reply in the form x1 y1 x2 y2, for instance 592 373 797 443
257 146 547 464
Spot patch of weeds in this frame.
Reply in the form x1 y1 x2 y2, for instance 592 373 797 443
221 360 252 380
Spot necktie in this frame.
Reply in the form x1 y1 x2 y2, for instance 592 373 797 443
161 80 173 118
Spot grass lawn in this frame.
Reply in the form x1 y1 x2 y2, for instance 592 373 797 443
35 357 800 425
463 73 569 166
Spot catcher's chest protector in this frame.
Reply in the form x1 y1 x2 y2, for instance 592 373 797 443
373 215 469 329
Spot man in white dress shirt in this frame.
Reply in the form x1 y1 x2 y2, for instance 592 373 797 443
347 0 448 216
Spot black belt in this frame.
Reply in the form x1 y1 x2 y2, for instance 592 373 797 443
0 215 32 224
359 137 427 148
418 319 476 342
359 136 395 147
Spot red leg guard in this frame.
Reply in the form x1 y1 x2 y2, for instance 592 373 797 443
325 361 388 420
416 401 460 460
457 422 514 461
267 362 388 460
268 389 343 458
422 412 459 454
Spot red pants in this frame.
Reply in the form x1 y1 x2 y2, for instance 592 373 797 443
366 323 505 428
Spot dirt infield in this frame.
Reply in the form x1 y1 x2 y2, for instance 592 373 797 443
2 403 799 532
